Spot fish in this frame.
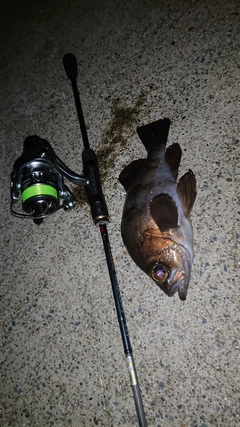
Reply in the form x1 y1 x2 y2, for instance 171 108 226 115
119 118 196 301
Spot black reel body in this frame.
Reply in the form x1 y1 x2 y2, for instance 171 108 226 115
11 136 79 224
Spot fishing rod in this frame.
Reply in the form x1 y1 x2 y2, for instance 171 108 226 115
10 53 147 426
62 53 147 427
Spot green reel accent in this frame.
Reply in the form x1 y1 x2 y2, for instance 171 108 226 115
21 184 58 202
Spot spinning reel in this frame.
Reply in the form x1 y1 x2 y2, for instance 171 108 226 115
10 134 108 225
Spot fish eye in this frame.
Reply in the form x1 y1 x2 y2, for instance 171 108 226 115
151 263 169 284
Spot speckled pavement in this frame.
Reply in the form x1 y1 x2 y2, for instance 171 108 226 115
0 0 239 426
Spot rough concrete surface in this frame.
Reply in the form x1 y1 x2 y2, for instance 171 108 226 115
0 0 239 426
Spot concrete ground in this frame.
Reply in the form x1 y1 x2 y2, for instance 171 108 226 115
0 0 239 426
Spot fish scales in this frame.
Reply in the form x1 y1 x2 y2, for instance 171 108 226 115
119 118 196 300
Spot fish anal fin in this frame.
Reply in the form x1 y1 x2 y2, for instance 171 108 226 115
119 159 145 191
137 118 171 152
150 194 178 232
165 143 182 179
177 169 196 217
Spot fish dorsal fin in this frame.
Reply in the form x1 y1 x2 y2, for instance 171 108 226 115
150 194 178 232
136 118 171 152
177 170 196 217
165 143 182 179
118 159 145 191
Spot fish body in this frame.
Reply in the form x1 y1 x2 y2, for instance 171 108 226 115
119 118 196 300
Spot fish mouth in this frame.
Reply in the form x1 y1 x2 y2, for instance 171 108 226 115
168 269 187 300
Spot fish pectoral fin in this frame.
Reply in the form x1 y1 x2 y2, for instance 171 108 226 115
177 169 197 218
118 159 146 191
165 143 182 179
150 194 178 232
137 118 170 152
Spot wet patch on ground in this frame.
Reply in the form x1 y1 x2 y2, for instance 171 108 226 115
97 92 147 182
71 92 147 206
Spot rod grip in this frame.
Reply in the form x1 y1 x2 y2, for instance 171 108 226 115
82 148 109 224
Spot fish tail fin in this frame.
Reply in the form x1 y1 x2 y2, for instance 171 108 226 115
136 118 171 152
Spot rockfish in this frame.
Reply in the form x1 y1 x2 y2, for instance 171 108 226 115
119 118 196 300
